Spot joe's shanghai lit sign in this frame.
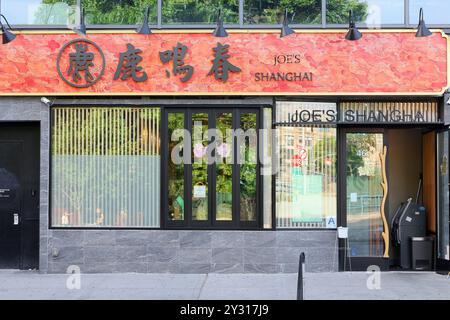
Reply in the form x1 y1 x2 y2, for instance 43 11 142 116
0 32 447 95
287 108 429 124
277 101 440 124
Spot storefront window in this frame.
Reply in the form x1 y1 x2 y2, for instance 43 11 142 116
1 0 77 25
262 108 273 229
216 112 233 222
244 0 322 25
239 112 258 222
168 112 185 221
51 107 161 228
326 0 404 25
165 108 261 229
162 0 239 25
275 102 337 229
276 126 337 228
192 112 209 221
409 0 448 25
82 0 157 25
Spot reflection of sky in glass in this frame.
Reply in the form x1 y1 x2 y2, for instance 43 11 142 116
410 0 448 24
357 0 404 25
1 0 74 25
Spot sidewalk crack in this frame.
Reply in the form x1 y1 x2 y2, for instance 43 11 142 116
197 274 209 300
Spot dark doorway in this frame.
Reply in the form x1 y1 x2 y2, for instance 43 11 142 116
0 123 40 269
339 126 442 272
162 107 261 229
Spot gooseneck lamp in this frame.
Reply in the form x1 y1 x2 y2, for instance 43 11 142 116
213 9 228 37
280 9 295 38
137 6 152 34
416 8 432 37
0 14 16 44
345 10 362 41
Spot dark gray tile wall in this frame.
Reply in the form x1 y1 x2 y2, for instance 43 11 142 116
47 230 338 273
0 97 338 274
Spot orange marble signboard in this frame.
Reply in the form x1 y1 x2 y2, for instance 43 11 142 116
0 31 447 96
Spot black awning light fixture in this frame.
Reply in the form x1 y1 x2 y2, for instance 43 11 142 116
416 8 432 37
345 9 362 41
0 14 16 44
137 6 152 34
213 8 228 37
280 9 295 38
73 6 87 37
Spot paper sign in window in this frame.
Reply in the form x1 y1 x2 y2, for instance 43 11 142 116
193 185 207 198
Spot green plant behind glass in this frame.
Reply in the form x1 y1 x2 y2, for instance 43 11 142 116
39 0 367 25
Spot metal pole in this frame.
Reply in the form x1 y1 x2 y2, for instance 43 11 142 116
157 0 162 29
239 0 244 27
297 252 305 300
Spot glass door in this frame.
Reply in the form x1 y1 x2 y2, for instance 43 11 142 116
340 130 389 270
163 107 260 229
213 111 234 224
190 111 211 226
437 131 450 274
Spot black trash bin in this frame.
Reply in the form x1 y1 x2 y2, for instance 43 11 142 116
411 236 434 270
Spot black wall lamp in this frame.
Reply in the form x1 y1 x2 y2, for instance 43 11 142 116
213 9 228 37
280 9 295 38
345 10 362 41
137 6 152 34
416 8 432 37
0 14 16 44
74 6 87 36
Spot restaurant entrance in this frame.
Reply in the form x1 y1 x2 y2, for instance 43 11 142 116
339 129 389 271
338 125 441 272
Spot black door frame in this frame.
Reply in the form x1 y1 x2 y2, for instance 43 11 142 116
0 140 23 269
162 106 262 230
338 127 390 271
436 128 450 274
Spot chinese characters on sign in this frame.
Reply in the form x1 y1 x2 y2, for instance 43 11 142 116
159 42 194 82
68 42 95 84
57 39 241 88
56 39 105 88
114 43 148 82
208 43 241 82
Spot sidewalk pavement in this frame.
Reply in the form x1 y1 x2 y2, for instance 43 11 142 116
0 270 449 300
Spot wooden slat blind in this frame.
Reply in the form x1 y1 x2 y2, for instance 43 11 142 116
51 107 161 228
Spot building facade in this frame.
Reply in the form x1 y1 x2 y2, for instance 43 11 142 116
0 0 449 274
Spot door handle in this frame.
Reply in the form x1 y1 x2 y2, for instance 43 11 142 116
13 213 19 225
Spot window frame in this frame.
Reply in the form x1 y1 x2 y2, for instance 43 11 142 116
273 100 338 230
48 99 273 231
49 105 163 230
162 106 263 230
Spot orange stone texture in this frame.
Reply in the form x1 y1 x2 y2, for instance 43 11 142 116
0 32 447 95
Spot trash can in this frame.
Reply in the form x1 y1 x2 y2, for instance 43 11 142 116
411 236 434 271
